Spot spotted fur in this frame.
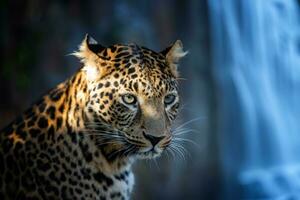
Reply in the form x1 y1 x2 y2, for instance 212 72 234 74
0 35 186 200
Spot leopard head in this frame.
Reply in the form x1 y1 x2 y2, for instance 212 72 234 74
74 35 187 159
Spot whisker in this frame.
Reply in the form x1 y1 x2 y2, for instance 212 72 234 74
153 158 160 170
108 146 128 159
123 145 135 157
172 142 191 160
173 137 200 148
174 117 206 131
172 129 199 136
169 145 185 161
85 132 123 138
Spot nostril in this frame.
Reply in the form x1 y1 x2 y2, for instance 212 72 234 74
143 132 165 146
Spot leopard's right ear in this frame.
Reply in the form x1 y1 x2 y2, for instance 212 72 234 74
73 35 109 81
73 34 106 64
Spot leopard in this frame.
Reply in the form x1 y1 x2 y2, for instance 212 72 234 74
0 35 187 200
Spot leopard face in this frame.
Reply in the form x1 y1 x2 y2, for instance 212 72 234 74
76 35 187 159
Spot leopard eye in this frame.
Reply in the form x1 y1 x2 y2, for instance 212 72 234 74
121 94 137 105
164 94 176 105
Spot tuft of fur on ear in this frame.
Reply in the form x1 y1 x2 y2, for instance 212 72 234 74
73 34 105 64
73 34 108 81
161 40 188 77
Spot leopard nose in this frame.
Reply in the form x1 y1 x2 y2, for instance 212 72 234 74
143 132 165 146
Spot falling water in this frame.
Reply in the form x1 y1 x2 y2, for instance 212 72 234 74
208 0 300 199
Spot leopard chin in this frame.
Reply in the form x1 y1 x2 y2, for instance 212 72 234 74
135 146 164 159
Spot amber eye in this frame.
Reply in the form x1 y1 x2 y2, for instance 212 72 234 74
121 94 137 105
164 94 176 105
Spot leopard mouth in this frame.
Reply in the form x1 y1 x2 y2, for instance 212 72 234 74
121 133 172 159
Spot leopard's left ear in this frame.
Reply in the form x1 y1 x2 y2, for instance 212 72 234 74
160 40 188 77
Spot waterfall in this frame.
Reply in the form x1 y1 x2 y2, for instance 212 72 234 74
208 0 300 199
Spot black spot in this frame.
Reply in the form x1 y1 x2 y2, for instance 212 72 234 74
56 117 62 130
29 128 40 138
2 139 13 153
27 117 35 127
50 90 63 102
46 106 56 119
70 162 77 168
93 172 113 187
131 58 137 64
37 159 51 171
105 82 110 87
120 78 125 84
114 73 119 78
97 83 103 89
81 168 92 180
60 173 67 182
16 127 27 140
113 81 119 87
103 185 108 191
117 47 128 53
45 185 59 196
38 102 47 113
79 142 93 163
133 82 138 91
21 170 36 192
13 142 24 161
100 92 104 98
102 49 108 56
128 68 135 74
61 186 68 199
110 192 121 198
48 125 55 141
6 154 19 175
59 104 64 113
114 173 126 181
24 108 34 118
122 59 130 64
38 117 48 129
115 52 129 58
38 134 45 143
75 188 82 195
68 177 78 186
69 132 77 144
114 63 120 68
110 46 117 53
131 74 138 79
124 63 131 68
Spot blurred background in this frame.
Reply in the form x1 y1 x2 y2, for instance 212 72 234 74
1 0 300 199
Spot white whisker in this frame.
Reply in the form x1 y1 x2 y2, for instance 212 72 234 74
174 117 206 130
